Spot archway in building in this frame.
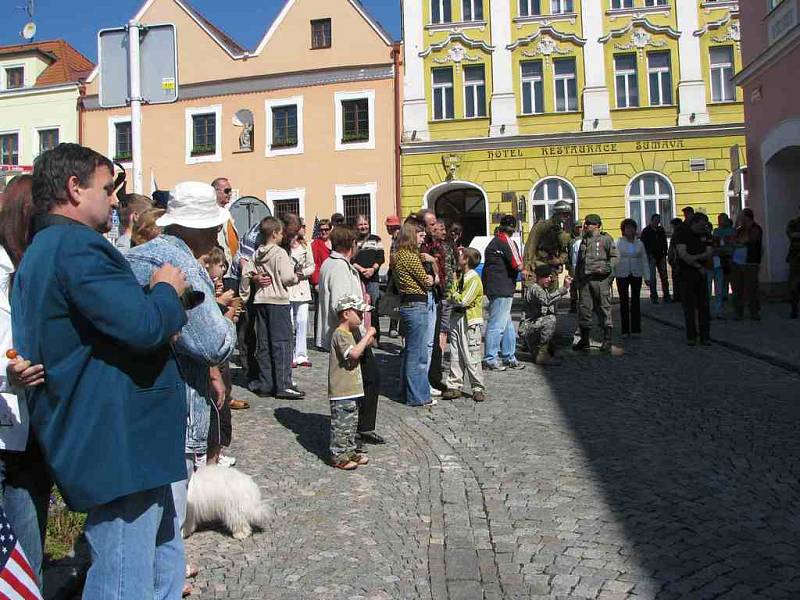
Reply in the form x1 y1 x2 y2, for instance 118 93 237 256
425 181 488 246
764 147 800 283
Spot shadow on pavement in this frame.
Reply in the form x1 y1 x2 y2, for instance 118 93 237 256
273 407 331 463
538 311 800 597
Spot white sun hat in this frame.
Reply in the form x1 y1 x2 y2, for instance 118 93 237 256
156 181 231 229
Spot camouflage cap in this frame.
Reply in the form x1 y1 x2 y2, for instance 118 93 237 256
584 213 602 225
335 294 373 314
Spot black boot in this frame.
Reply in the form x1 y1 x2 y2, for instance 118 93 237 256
573 328 591 351
600 327 613 353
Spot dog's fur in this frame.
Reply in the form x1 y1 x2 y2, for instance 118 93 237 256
183 465 271 540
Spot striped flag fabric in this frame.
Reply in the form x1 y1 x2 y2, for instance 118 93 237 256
312 216 322 240
0 506 42 599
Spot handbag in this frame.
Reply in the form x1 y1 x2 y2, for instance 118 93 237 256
377 271 402 318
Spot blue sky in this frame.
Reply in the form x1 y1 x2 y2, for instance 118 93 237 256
0 0 402 60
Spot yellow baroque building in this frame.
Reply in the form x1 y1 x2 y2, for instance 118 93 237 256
401 0 746 243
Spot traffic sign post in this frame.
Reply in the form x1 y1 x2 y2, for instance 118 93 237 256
98 23 178 194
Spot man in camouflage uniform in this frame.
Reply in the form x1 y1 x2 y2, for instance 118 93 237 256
787 207 800 319
573 213 618 353
520 265 572 365
523 200 573 290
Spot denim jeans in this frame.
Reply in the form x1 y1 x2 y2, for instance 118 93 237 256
0 438 51 586
83 485 184 600
425 292 437 373
483 296 516 364
706 267 728 316
399 301 431 406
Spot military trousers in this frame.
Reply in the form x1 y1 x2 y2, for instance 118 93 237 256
329 397 360 462
445 317 484 393
578 278 613 330
520 314 557 352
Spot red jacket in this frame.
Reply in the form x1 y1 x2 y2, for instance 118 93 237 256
310 238 331 286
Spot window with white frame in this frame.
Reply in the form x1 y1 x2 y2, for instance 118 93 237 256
532 178 576 226
0 133 19 165
611 0 633 8
553 58 577 112
38 129 59 154
521 60 544 115
432 67 455 120
519 0 542 16
644 0 668 6
6 67 23 90
647 51 672 106
114 121 132 161
462 0 483 20
336 183 377 229
551 0 573 14
710 46 735 102
192 114 216 156
464 65 486 118
335 91 375 151
185 105 222 164
267 188 306 221
431 0 452 23
266 96 304 157
615 54 639 108
628 173 674 230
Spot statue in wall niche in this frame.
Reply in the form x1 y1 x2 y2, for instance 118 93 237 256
442 153 461 181
233 109 254 152
239 123 253 152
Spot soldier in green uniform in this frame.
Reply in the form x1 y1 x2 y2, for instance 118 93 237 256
787 208 800 319
573 214 618 353
523 200 573 290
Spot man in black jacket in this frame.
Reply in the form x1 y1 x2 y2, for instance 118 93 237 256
640 214 671 303
482 215 526 370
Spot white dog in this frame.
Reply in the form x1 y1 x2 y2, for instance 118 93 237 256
183 465 271 540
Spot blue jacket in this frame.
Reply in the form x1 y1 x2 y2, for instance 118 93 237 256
127 235 236 453
11 217 187 511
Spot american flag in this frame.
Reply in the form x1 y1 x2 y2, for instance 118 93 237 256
0 507 42 600
311 216 322 240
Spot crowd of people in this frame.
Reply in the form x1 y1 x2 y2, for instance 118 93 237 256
0 141 797 599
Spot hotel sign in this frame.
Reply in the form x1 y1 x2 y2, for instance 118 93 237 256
768 0 798 45
487 139 686 159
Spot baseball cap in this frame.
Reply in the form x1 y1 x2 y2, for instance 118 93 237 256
335 294 373 314
385 215 401 227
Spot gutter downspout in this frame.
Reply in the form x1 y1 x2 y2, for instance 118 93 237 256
392 43 402 218
77 82 86 146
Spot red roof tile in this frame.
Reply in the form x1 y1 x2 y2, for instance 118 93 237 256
0 40 94 87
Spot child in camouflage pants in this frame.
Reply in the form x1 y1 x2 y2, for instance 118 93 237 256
328 294 377 470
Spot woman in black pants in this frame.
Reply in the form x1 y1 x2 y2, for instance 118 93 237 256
615 218 650 335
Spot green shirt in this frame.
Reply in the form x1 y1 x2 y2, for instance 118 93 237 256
328 327 363 401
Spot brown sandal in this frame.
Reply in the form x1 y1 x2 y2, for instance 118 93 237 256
332 459 358 470
229 399 250 410
353 454 369 466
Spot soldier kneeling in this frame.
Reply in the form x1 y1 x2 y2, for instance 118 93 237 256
520 265 572 366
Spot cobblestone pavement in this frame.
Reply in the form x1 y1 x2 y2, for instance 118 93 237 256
185 311 800 599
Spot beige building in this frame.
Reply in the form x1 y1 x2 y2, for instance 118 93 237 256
82 0 399 235
0 40 93 186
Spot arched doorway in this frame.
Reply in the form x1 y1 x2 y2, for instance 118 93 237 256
424 181 488 246
229 196 271 236
764 147 800 283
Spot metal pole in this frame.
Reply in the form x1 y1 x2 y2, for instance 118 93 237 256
128 20 144 194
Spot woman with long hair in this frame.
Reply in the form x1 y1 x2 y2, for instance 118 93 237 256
393 220 434 406
0 175 50 586
289 219 315 367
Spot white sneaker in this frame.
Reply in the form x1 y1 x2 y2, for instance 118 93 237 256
430 397 438 406
218 454 236 468
430 387 442 397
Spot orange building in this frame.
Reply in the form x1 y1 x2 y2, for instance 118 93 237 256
82 0 399 236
